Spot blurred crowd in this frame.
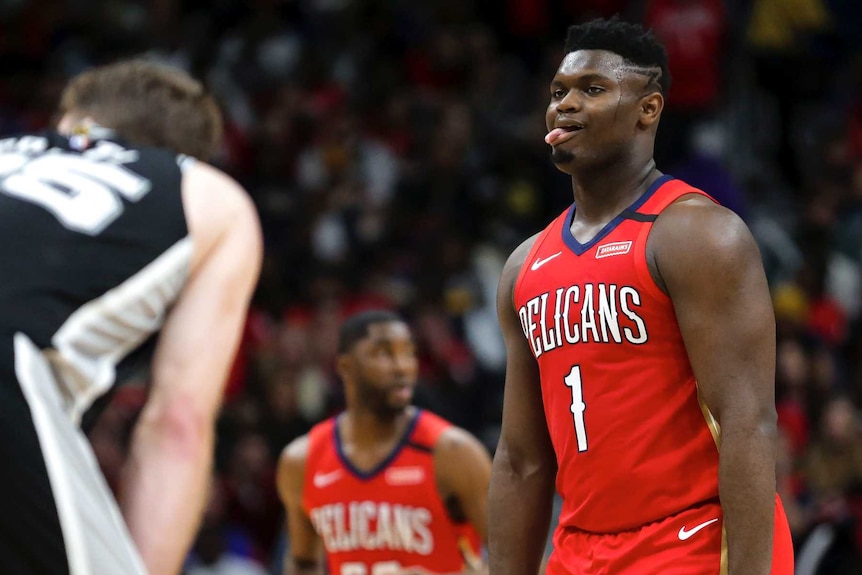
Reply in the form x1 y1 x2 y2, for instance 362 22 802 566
2 0 862 573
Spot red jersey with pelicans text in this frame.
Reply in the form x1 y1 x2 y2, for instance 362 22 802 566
514 176 722 535
302 409 481 575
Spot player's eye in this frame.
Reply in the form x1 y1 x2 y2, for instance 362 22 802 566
552 89 567 99
585 86 606 96
369 346 387 357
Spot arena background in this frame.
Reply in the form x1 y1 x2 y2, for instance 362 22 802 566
2 0 862 573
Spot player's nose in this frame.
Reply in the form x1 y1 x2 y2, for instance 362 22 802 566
556 90 582 114
390 353 416 377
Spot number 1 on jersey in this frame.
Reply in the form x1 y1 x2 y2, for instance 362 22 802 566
564 365 588 452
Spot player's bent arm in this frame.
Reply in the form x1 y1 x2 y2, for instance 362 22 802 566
488 236 557 575
651 198 777 575
434 426 493 573
120 162 263 575
277 435 325 575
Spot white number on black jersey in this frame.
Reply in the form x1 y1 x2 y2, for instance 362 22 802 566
0 138 151 235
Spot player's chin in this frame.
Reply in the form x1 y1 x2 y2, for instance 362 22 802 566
387 385 414 408
550 146 576 167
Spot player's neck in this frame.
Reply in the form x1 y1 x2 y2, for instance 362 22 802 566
343 406 414 448
570 159 660 224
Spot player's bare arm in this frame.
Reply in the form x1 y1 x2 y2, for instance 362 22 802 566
120 162 263 575
488 235 558 574
649 197 777 575
277 435 325 575
432 426 492 573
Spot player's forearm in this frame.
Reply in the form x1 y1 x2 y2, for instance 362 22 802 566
719 421 777 575
120 402 215 575
488 445 555 573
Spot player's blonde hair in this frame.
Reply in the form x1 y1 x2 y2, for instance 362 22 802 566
58 59 223 160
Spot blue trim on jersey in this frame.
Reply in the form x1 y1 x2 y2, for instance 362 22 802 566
333 408 422 481
561 174 674 256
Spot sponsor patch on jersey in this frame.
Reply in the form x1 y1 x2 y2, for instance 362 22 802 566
595 241 632 259
385 466 425 486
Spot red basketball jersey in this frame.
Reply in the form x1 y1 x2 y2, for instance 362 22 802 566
513 176 722 533
302 409 481 575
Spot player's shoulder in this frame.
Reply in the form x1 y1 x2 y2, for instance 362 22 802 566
499 203 576 291
277 434 311 485
435 425 487 456
181 160 256 221
503 232 543 273
280 417 338 465
499 232 543 294
649 189 760 290
181 160 262 269
653 192 755 256
430 418 490 466
280 433 311 464
278 433 311 467
412 409 483 453
432 423 491 494
276 433 311 503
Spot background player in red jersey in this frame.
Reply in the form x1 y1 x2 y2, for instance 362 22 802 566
277 310 491 575
489 17 793 575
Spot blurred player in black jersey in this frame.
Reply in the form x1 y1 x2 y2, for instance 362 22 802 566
0 60 262 575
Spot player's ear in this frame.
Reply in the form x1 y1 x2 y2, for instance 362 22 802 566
638 92 663 129
56 112 88 136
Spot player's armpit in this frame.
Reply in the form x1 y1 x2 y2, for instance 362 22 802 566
434 426 493 546
278 436 324 575
650 197 777 575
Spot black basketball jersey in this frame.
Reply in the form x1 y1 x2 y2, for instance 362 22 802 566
0 132 191 426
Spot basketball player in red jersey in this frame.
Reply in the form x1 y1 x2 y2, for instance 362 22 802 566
277 310 491 575
488 17 794 575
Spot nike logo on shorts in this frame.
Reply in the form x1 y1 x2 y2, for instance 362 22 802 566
678 518 719 541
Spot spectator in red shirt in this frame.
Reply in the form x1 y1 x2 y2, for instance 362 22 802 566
645 0 726 166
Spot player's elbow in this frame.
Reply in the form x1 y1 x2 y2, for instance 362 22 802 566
758 406 779 435
493 439 556 482
721 404 778 446
138 394 214 458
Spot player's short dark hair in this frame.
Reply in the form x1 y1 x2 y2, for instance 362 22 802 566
58 59 223 160
564 16 670 95
337 309 404 353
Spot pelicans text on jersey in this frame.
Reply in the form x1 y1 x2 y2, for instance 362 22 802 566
302 410 481 575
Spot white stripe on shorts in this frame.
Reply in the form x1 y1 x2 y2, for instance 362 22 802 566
14 332 148 575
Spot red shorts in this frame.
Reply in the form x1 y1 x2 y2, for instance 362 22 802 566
546 495 794 574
